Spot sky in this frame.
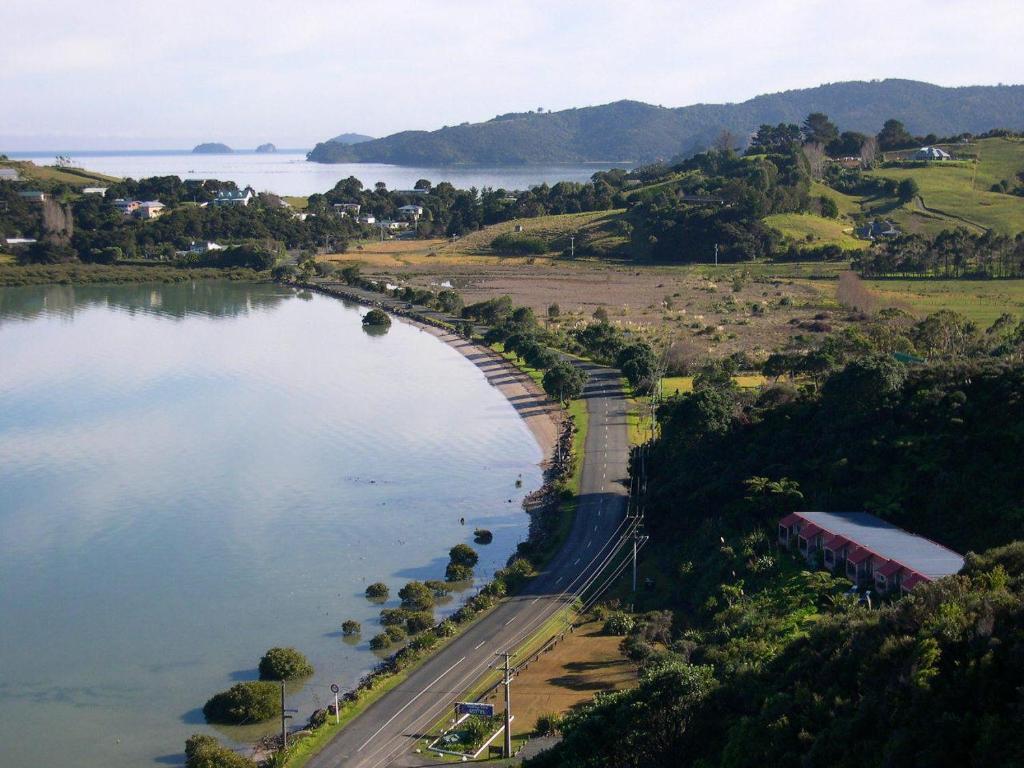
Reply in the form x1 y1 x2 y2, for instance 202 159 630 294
1 0 1022 151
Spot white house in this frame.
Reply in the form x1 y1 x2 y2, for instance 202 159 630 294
915 146 952 161
358 215 376 225
397 204 424 221
82 187 108 195
0 168 20 182
333 203 361 216
188 241 224 253
379 220 408 231
213 187 256 206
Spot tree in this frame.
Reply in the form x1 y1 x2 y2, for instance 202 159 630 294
543 361 586 402
897 177 920 202
258 647 313 681
413 178 432 190
362 308 392 328
548 303 561 319
617 342 658 393
819 195 839 218
185 734 252 768
341 620 361 636
802 112 838 146
877 118 915 151
398 581 435 611
449 543 479 567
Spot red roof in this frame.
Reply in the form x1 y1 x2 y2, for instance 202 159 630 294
822 534 849 551
779 513 803 528
901 572 930 591
876 560 903 578
846 546 876 565
798 523 825 540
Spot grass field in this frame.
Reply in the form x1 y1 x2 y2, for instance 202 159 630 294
1 160 119 188
865 138 1024 235
764 212 863 250
864 278 1024 326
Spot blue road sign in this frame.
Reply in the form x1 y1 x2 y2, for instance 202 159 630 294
455 701 494 718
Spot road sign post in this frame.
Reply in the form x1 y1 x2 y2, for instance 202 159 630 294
455 701 495 718
330 684 340 724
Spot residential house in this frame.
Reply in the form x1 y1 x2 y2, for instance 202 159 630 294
397 204 424 221
833 156 863 170
213 187 256 206
395 189 428 196
82 187 108 195
855 219 899 240
915 146 952 161
4 237 37 248
778 511 964 596
333 203 361 216
113 198 140 216
137 200 166 220
0 168 20 182
378 220 408 231
358 215 376 225
18 189 47 203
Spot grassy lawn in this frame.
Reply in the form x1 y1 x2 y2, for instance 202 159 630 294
764 212 863 250
660 374 766 397
282 195 309 210
810 180 862 218
863 278 1024 325
1 160 119 187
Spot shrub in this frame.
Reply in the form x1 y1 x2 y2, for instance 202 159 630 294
445 562 474 582
385 625 407 642
380 608 410 626
365 582 389 601
258 647 314 681
491 233 547 255
398 581 435 611
341 620 361 636
362 308 392 327
602 614 635 636
369 632 392 650
405 611 434 634
473 528 494 544
202 681 280 724
449 543 479 568
184 734 252 768
437 619 457 637
535 712 561 736
424 579 452 597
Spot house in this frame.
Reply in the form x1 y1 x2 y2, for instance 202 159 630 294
397 204 424 221
915 146 952 161
82 187 108 195
188 241 224 253
855 219 899 240
395 189 428 196
833 156 863 170
333 203 361 216
378 220 408 231
0 168 20 182
137 200 165 220
778 511 964 595
113 199 140 216
213 187 256 206
4 237 37 248
358 215 376 225
17 189 47 203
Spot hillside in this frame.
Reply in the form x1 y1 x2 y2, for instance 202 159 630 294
327 132 374 145
308 80 1024 165
192 143 232 154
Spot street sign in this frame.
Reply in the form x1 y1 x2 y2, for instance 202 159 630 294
455 702 494 718
330 684 340 694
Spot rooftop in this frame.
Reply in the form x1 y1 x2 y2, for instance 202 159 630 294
794 511 963 581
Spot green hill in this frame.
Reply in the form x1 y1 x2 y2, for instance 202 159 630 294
308 80 1024 165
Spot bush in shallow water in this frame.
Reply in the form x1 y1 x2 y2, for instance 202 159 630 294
398 581 436 611
385 625 407 642
365 582 389 601
362 308 391 327
405 611 434 634
341 619 361 636
445 562 474 582
258 647 314 681
369 632 392 651
380 607 410 626
202 681 280 724
185 734 252 768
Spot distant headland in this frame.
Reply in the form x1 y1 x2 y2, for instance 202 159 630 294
192 143 233 154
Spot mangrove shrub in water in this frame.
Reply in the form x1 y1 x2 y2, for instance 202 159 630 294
185 734 252 768
362 308 392 328
258 647 314 680
365 582 389 601
341 619 361 636
202 681 281 724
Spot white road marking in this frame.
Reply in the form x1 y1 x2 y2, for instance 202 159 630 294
474 640 486 650
505 617 516 626
357 656 467 751
586 539 592 548
530 597 540 605
573 557 581 565
555 576 564 584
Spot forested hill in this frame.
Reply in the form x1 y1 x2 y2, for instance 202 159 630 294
307 79 1024 165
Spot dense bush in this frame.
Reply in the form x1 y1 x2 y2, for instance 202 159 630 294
491 233 548 255
365 582 389 601
362 308 392 327
398 581 435 611
341 619 361 636
184 734 251 768
202 681 280 724
369 632 392 651
258 647 313 681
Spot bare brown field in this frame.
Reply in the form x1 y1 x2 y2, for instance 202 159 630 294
484 621 637 736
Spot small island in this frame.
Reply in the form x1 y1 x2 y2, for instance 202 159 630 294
192 142 233 154
255 143 276 154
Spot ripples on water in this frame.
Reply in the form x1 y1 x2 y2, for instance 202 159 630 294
0 282 543 768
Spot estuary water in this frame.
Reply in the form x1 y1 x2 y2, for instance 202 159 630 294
0 282 543 767
8 150 629 196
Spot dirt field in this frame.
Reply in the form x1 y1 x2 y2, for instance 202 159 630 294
325 245 845 360
480 621 636 736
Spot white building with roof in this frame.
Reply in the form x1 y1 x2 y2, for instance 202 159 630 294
915 146 952 161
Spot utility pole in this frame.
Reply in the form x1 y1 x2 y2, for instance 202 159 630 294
496 651 514 758
714 243 719 266
280 681 297 749
570 234 575 259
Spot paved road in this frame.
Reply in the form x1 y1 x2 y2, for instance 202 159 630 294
304 287 632 768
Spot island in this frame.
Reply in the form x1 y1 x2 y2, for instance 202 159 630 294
192 142 233 154
255 143 276 153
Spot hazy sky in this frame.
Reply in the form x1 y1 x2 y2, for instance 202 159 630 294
2 0 1021 150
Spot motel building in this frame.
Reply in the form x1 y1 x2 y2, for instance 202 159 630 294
778 511 964 596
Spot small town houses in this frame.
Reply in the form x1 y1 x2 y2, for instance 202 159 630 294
212 187 256 206
112 198 166 220
778 511 964 597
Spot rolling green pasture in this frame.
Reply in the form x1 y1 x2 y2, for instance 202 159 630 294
865 278 1024 325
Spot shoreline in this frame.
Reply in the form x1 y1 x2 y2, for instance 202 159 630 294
304 281 563 462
